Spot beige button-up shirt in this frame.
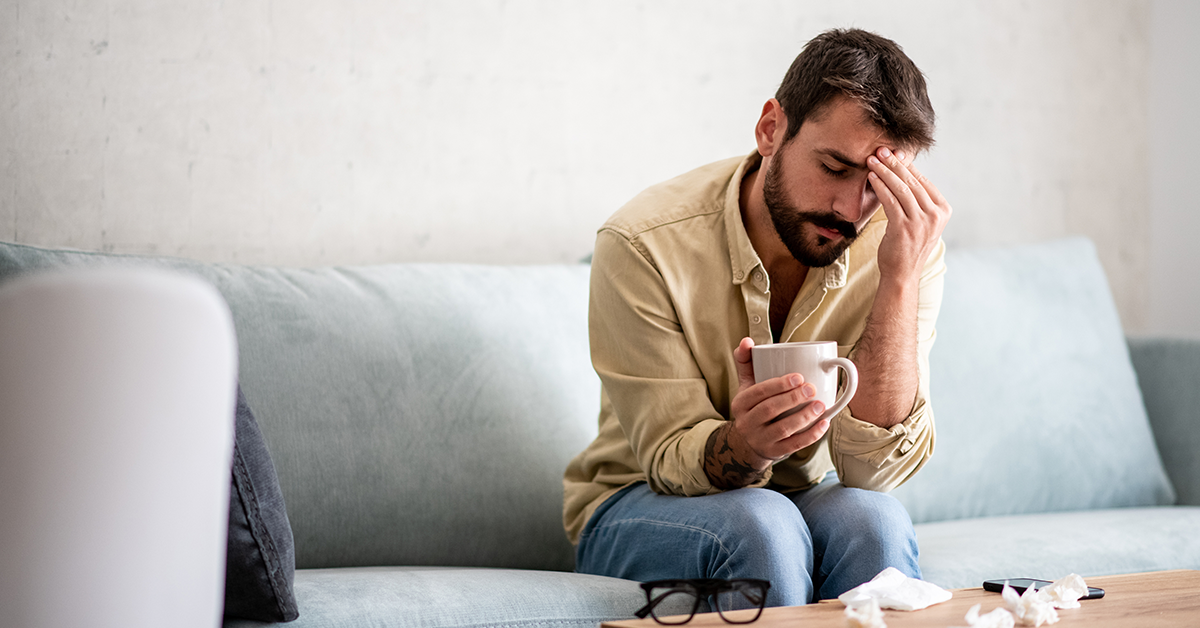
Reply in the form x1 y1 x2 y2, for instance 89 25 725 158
563 152 946 544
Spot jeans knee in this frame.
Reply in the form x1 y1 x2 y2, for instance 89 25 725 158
707 489 814 605
838 491 918 570
801 485 918 565
798 486 920 598
854 491 916 541
719 489 804 528
819 487 913 534
710 489 812 554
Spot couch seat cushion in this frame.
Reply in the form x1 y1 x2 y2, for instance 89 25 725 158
915 506 1200 589
223 567 694 628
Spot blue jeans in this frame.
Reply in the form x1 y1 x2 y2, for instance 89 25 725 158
575 475 920 607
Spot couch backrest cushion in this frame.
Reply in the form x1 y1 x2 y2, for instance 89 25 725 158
890 237 1176 523
0 242 599 572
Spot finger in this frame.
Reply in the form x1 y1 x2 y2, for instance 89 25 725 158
884 148 939 209
901 160 951 211
867 170 902 221
733 337 756 392
742 379 818 427
868 149 934 218
776 415 832 452
885 149 939 214
867 157 915 220
733 375 811 426
756 397 826 453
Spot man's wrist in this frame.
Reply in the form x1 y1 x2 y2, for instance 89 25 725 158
876 265 922 293
703 421 770 490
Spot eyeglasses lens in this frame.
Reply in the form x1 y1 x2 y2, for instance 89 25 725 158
714 581 767 624
645 584 700 625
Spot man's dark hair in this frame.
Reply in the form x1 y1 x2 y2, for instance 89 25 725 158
775 28 935 151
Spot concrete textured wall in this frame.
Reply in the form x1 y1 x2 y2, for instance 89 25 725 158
0 1 1161 329
1148 0 1200 337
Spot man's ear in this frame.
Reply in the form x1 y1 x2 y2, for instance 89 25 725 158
754 99 787 157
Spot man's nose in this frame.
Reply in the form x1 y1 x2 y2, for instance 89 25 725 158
832 176 875 223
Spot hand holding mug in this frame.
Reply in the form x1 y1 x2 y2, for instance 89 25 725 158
727 339 858 463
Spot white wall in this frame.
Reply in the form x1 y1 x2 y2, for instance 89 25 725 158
0 1 1166 330
1148 0 1200 337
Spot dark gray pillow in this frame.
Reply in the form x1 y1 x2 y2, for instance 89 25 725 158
224 386 299 622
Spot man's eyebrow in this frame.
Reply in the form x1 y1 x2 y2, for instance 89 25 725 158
816 149 866 170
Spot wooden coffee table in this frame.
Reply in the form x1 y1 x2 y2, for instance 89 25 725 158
602 570 1200 628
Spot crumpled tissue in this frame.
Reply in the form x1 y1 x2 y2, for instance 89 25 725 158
837 567 953 611
1038 574 1089 609
843 597 887 628
955 574 1090 627
1002 583 1059 626
953 603 1015 628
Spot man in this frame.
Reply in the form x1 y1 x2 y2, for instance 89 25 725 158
563 28 951 607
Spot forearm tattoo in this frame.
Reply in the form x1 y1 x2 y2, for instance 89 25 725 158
704 423 767 490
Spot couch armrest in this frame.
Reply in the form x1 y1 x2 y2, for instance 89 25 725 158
1127 336 1200 506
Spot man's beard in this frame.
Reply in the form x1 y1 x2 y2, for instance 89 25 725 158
761 154 859 268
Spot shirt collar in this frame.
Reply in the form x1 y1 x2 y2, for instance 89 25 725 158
723 150 850 290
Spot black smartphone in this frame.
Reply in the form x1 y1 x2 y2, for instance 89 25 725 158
982 578 1105 600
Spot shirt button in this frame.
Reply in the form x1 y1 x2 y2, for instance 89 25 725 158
735 270 745 280
752 315 762 324
753 271 763 283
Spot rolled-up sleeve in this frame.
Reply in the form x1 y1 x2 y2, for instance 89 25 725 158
829 239 947 491
588 228 761 497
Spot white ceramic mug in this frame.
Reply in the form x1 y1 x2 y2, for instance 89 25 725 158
751 341 859 422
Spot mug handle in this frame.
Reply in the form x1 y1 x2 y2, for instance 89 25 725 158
818 357 858 422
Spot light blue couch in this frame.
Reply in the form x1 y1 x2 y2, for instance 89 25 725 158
1 237 1196 628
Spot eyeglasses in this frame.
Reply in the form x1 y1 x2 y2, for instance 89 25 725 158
635 579 771 625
